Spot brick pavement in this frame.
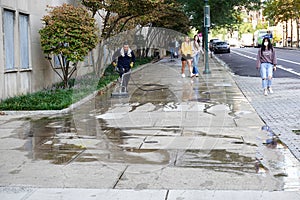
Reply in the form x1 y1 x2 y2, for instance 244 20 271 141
233 75 300 160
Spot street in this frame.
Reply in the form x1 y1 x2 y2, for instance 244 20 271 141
215 47 300 79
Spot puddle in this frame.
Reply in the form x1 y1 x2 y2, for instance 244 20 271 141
175 149 257 174
8 74 300 191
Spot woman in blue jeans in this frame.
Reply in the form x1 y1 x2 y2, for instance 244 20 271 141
192 35 201 76
256 37 277 96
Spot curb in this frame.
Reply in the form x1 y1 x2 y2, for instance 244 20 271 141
0 62 153 116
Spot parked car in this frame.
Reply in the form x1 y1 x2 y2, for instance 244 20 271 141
209 39 220 52
213 41 230 53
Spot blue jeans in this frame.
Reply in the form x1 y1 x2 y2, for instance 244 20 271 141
260 63 273 89
170 48 175 59
193 53 200 74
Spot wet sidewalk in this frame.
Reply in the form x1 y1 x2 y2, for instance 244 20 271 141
0 56 299 199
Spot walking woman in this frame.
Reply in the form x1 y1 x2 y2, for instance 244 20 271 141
180 36 194 78
256 37 277 96
192 34 201 77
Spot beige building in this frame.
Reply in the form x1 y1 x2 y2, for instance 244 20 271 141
0 0 96 100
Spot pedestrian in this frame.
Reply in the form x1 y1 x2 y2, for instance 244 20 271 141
180 36 194 78
169 38 175 60
256 37 277 96
192 34 201 77
174 38 180 59
112 44 136 78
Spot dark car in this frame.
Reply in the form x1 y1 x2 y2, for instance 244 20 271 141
209 39 220 52
213 41 230 53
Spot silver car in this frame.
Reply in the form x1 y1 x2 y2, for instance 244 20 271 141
213 41 230 53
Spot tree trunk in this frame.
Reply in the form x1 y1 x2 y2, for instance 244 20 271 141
285 21 288 47
290 20 293 47
64 60 69 88
297 18 300 48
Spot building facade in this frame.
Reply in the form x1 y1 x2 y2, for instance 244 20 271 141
0 0 95 100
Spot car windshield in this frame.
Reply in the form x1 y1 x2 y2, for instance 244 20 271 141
216 42 227 45
259 31 268 36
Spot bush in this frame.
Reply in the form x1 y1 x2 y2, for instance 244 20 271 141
0 57 152 111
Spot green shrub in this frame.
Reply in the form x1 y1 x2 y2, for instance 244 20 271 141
0 57 152 111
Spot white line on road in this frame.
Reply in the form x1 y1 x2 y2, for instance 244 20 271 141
231 50 300 77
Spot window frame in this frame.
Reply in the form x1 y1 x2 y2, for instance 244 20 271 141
3 9 15 71
19 12 30 69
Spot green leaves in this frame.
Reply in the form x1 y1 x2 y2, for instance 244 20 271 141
39 4 98 63
0 57 152 111
264 0 299 25
177 0 261 31
81 0 189 37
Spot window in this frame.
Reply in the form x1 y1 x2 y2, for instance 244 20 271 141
54 54 66 67
84 51 93 66
3 10 15 70
19 13 29 69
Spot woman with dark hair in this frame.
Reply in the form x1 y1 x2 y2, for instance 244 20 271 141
256 37 277 96
192 34 201 77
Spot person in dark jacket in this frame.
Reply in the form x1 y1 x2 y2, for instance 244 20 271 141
112 44 136 78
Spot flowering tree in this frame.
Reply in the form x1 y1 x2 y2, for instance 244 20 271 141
39 4 98 88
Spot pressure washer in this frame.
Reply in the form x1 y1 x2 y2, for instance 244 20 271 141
111 69 131 98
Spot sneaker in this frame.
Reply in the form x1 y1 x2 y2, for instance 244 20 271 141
195 73 199 77
268 87 273 94
181 73 185 78
190 73 195 78
264 89 268 96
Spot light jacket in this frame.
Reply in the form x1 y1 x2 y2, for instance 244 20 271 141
181 41 193 56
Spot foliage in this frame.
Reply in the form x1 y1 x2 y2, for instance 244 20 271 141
176 0 261 32
0 58 152 111
39 4 98 88
263 0 299 25
239 23 255 34
0 89 73 110
81 0 190 38
263 0 300 47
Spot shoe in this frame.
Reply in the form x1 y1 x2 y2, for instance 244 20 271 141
190 73 195 78
264 89 268 96
181 73 185 78
195 73 199 77
268 87 273 94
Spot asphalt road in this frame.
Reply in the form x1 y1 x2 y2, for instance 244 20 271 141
215 47 300 79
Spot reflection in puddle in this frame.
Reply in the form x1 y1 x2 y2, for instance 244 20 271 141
10 77 300 191
175 149 257 174
260 125 300 191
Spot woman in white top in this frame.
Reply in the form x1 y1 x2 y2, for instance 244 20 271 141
192 35 201 77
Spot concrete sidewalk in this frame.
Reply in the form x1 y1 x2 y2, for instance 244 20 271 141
1 187 299 200
0 56 299 199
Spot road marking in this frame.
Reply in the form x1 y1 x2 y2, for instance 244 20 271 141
231 50 256 60
233 49 300 66
276 65 300 76
231 50 300 77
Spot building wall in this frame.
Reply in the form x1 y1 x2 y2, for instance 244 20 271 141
0 0 94 100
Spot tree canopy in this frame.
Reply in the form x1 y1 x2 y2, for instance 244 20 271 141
39 3 98 88
263 0 300 25
263 0 300 47
176 0 261 31
81 0 190 38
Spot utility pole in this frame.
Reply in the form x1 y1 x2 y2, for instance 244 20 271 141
203 0 211 74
